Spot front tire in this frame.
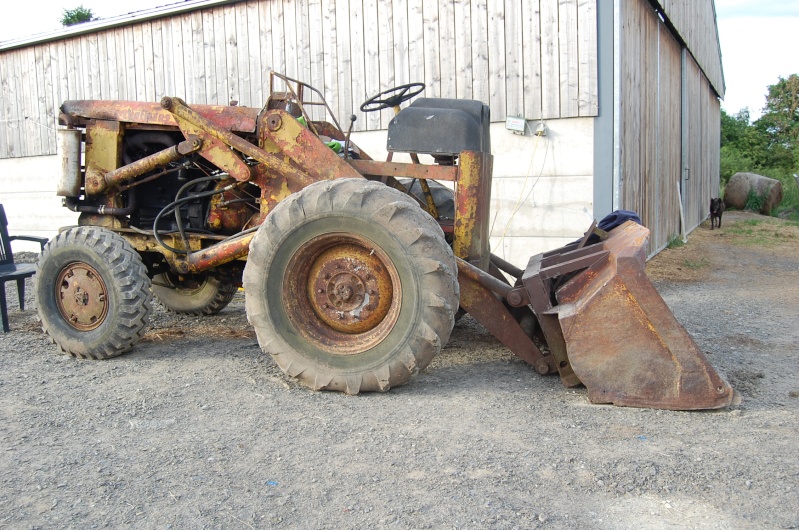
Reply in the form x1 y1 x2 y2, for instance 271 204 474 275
243 179 459 394
36 227 153 359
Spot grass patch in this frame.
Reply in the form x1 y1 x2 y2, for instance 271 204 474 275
724 216 799 247
682 257 709 270
667 235 686 249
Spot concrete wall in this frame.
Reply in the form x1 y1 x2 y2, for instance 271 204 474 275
354 118 595 268
0 155 78 252
0 117 594 262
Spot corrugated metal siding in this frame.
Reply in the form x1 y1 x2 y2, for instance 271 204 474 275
0 0 599 158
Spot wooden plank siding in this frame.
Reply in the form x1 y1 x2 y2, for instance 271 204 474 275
619 0 686 253
0 0 599 158
658 0 724 98
682 51 720 233
615 0 721 252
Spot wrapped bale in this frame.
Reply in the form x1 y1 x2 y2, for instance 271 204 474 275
723 172 783 215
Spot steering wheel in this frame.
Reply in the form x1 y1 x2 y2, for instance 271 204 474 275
360 82 425 112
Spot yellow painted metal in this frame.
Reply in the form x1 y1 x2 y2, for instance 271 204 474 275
161 97 316 189
92 137 203 195
84 120 123 196
161 98 252 182
453 151 493 269
261 110 362 181
418 178 440 219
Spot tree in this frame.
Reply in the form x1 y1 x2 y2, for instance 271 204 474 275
61 5 95 27
719 108 769 183
754 74 799 172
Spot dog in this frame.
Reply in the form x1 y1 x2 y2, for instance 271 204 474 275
710 198 724 229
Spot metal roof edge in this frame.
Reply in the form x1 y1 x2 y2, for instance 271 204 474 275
0 0 239 52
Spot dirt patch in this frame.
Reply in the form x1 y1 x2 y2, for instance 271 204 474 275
1 212 799 529
647 210 799 282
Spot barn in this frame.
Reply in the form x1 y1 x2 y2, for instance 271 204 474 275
0 0 723 262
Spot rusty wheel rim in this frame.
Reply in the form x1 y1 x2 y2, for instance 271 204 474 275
55 262 109 331
158 271 206 295
284 233 402 355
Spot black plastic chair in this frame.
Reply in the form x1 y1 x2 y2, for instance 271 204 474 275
0 205 48 332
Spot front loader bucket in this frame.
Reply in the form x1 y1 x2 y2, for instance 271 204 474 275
522 221 734 410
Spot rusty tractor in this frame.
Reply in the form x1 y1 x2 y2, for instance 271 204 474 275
38 72 734 410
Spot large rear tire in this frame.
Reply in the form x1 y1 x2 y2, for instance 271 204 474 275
36 227 152 359
243 179 459 394
152 272 236 315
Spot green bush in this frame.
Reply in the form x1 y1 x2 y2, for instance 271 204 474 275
753 167 799 220
744 188 767 212
61 5 94 27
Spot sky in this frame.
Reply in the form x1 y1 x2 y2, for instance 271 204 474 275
715 0 799 120
0 0 797 122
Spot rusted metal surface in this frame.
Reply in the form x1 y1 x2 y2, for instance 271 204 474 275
522 221 734 410
457 259 554 375
260 110 362 181
306 243 394 335
457 257 513 299
417 178 440 219
55 262 109 331
184 231 255 273
61 100 259 132
523 254 589 387
490 254 524 280
160 97 252 182
162 98 316 190
453 151 492 269
206 186 257 235
87 136 201 195
347 160 457 182
283 233 401 354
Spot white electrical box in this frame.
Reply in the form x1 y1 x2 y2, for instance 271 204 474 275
505 116 526 134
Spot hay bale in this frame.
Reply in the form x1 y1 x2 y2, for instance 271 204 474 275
723 172 783 215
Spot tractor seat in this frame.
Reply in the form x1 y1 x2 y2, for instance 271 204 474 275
386 98 491 157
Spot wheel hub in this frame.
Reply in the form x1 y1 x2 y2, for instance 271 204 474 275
56 262 109 331
308 244 394 334
284 234 402 354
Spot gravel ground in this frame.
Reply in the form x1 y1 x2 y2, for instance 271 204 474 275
1 212 798 529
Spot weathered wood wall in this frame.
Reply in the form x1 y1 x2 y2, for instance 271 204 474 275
683 51 721 232
658 0 724 98
0 0 599 159
619 0 719 252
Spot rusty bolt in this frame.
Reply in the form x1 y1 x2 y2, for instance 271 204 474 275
507 290 522 307
266 114 282 132
535 359 550 375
